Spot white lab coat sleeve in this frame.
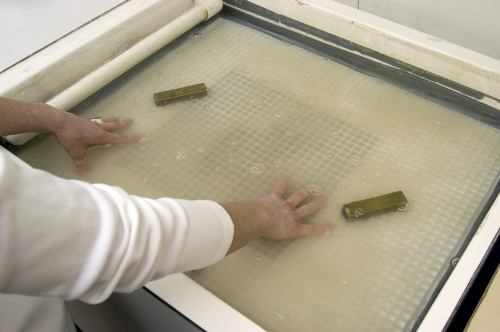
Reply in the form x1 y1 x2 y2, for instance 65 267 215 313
0 147 234 304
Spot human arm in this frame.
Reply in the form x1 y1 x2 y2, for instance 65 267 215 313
222 176 331 254
0 147 233 303
0 97 141 173
0 147 331 303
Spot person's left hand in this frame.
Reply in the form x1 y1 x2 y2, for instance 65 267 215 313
54 112 142 174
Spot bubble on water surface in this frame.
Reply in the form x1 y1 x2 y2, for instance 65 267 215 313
275 310 286 320
191 32 202 39
249 162 266 175
139 136 150 144
274 159 283 168
197 146 206 153
175 149 188 160
250 97 263 105
157 73 165 80
354 208 365 217
306 184 324 196
397 202 411 212
350 156 361 166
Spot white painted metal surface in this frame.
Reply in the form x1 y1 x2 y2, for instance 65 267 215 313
334 0 499 61
148 274 266 331
234 0 500 107
418 194 500 331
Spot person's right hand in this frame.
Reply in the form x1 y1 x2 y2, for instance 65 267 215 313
257 176 332 241
222 177 332 254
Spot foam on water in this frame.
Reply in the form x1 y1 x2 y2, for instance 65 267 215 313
306 183 324 196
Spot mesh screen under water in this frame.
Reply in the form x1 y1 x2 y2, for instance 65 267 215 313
16 16 500 331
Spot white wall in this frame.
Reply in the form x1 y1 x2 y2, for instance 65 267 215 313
335 0 499 60
0 0 124 71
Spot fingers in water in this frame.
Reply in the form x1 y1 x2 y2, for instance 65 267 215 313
97 117 142 145
71 153 90 176
298 222 333 237
104 117 120 123
270 176 290 197
103 132 143 145
295 195 328 219
123 134 144 143
286 186 312 207
71 131 141 175
98 118 135 132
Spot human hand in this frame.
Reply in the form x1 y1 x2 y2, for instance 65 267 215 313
53 112 142 174
258 176 332 241
222 177 332 254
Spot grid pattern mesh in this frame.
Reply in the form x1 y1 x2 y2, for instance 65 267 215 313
16 16 500 332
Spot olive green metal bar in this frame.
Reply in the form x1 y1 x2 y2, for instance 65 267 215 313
343 190 409 220
154 83 207 105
